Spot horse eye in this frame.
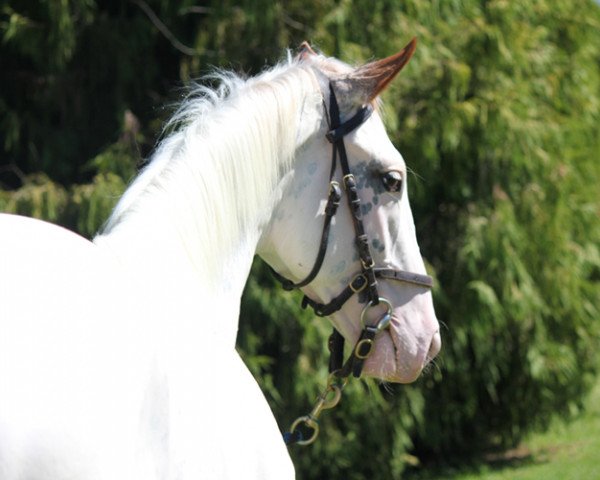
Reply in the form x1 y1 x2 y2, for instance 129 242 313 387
381 170 403 192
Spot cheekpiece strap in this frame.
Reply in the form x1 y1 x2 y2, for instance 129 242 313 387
271 181 342 291
331 324 378 379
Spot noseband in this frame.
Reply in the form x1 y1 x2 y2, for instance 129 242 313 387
277 83 433 445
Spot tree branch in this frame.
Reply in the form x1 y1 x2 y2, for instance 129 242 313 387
130 0 198 56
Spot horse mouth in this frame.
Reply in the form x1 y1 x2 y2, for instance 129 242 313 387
363 317 439 383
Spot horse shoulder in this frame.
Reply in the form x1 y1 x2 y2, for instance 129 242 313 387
0 215 154 477
0 215 294 479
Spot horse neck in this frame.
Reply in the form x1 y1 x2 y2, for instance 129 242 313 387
94 66 322 348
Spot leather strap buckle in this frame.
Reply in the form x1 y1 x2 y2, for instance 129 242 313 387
361 257 375 269
349 273 368 293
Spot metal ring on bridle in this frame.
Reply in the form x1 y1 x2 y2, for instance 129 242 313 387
360 297 393 332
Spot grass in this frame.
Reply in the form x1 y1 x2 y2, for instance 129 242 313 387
412 379 600 480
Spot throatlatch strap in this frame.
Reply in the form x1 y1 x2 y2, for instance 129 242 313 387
271 182 342 290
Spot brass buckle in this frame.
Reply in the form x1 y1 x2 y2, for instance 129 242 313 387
349 273 368 293
354 338 374 359
329 180 340 194
342 173 355 190
360 257 375 269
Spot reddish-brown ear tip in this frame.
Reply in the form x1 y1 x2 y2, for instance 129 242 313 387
297 41 317 60
360 37 417 100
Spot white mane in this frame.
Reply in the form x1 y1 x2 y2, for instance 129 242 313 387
97 58 323 281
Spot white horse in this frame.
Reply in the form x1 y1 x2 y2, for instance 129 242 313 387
0 40 440 479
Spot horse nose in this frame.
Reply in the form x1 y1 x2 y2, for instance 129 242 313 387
427 330 441 362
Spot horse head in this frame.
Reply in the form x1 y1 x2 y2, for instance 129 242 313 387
259 39 440 384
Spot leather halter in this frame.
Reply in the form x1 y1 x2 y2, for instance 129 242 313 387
273 82 433 381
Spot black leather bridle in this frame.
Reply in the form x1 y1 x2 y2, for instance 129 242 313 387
278 83 433 445
274 82 433 379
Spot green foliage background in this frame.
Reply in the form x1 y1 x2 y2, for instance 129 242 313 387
1 1 599 477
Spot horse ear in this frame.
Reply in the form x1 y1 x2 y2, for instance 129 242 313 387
334 38 417 106
297 41 317 61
